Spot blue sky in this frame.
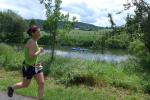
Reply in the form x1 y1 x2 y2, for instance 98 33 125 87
0 0 141 27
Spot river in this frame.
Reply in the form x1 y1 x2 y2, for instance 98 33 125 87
43 47 129 63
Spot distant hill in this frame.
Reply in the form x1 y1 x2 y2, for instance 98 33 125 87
74 22 101 31
27 19 107 31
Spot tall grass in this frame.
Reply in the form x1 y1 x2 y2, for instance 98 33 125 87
0 69 149 100
0 43 24 70
39 55 143 91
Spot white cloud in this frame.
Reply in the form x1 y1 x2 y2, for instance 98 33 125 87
0 0 138 26
61 0 136 26
0 0 46 19
95 17 110 27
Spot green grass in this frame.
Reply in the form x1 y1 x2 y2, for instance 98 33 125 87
0 55 150 99
0 43 150 99
63 29 105 42
41 56 142 91
0 69 149 100
0 43 24 70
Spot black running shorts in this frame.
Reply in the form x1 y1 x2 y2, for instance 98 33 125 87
22 63 43 79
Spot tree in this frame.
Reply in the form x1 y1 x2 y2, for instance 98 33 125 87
123 0 150 51
40 0 77 62
63 13 78 33
125 14 135 40
40 0 63 62
29 19 36 27
59 13 78 44
108 13 116 36
0 10 28 43
108 13 116 29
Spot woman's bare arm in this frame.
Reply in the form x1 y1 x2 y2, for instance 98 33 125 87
26 40 42 58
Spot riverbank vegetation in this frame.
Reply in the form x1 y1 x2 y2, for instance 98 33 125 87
0 43 150 99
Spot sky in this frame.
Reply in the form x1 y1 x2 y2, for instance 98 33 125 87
0 0 143 27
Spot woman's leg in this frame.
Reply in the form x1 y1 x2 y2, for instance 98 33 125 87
13 78 31 89
8 78 31 97
34 72 44 100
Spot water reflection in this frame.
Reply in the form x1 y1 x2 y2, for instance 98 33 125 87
44 50 129 63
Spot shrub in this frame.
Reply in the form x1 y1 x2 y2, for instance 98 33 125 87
0 43 24 70
128 39 150 69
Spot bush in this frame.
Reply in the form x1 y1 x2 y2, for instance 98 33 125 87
122 58 143 75
40 56 142 90
38 55 51 76
0 10 28 43
0 43 24 70
128 39 147 57
140 75 150 94
38 35 50 45
106 33 129 49
128 39 150 69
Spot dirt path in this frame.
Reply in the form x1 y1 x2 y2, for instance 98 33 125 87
0 92 36 100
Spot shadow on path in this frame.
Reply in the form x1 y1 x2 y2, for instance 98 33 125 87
0 92 36 100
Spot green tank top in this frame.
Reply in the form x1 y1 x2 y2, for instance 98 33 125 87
24 42 39 66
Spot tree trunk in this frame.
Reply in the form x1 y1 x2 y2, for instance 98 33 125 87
144 11 150 52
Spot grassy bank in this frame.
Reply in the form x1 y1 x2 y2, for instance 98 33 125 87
0 69 149 100
0 43 150 99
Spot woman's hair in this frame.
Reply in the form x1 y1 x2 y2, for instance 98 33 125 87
27 25 39 36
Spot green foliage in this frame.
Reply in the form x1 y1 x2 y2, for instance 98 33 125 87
106 33 129 49
124 0 150 50
121 58 142 75
128 39 147 57
0 43 24 70
128 39 150 70
92 32 107 53
38 56 142 91
61 13 78 33
0 10 28 43
41 0 63 62
58 32 94 47
38 54 51 76
140 75 150 94
38 35 50 45
57 29 132 49
29 19 36 27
